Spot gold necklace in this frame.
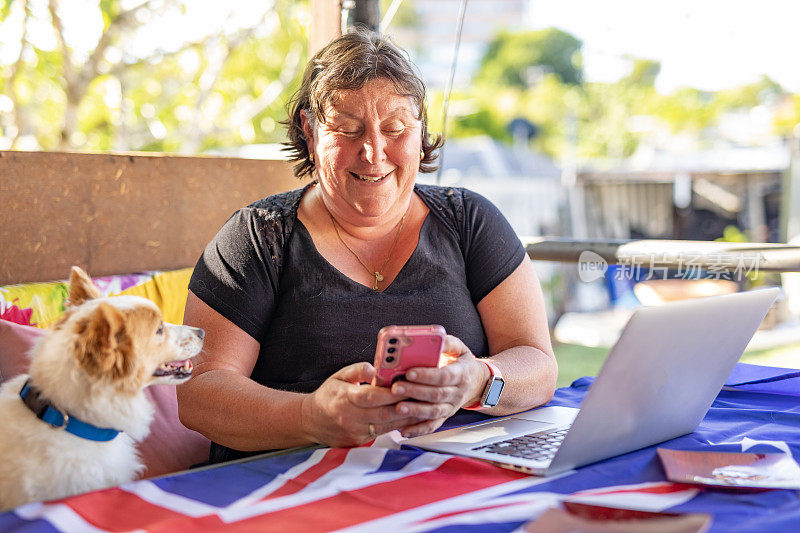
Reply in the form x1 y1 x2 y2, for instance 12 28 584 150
328 209 408 291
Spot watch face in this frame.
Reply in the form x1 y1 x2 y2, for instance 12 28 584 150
483 378 504 406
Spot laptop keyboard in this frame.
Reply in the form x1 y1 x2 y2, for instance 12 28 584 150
472 427 570 461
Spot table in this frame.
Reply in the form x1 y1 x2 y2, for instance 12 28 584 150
2 363 799 532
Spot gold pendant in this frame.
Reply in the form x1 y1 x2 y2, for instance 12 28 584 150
374 272 384 282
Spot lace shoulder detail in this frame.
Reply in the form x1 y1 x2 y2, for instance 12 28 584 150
245 183 310 277
415 183 465 235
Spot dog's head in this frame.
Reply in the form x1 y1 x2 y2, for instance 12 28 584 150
30 267 204 397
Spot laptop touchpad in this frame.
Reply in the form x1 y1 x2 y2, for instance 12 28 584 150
436 419 556 445
511 406 579 424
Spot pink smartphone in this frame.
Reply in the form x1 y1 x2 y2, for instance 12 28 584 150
372 325 447 387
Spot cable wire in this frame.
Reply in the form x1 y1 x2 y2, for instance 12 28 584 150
436 0 468 185
379 0 404 33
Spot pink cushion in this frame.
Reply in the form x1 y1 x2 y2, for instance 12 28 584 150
0 319 209 478
0 319 38 379
139 385 210 478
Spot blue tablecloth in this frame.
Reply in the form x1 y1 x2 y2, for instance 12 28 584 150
2 363 798 531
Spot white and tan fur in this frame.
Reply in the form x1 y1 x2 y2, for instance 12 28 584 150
0 267 203 510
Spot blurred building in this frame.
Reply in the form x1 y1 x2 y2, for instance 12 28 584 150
418 135 562 237
386 0 531 89
576 101 791 243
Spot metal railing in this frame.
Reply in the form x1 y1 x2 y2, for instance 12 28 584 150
522 238 800 272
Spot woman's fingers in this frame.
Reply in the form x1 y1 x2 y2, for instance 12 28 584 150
343 407 420 444
368 417 421 437
403 335 475 386
332 361 375 384
403 366 454 386
395 398 453 420
310 346 480 446
398 334 488 413
393 381 458 405
349 380 407 408
441 334 470 358
363 402 416 424
401 359 469 387
400 418 447 439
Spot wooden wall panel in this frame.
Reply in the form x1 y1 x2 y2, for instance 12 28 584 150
0 151 304 285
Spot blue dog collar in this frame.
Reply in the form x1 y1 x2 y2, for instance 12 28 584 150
20 379 120 442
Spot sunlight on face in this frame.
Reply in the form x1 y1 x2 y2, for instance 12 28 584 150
308 78 423 222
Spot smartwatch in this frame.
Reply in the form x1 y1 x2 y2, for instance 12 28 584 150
464 359 505 409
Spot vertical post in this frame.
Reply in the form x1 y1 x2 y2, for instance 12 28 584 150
782 136 800 319
310 0 342 57
562 112 586 239
782 135 800 242
342 0 381 32
745 174 766 241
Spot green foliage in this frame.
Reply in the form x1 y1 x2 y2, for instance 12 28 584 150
466 29 673 160
621 58 660 87
454 108 509 140
521 75 573 156
552 342 610 388
476 27 583 87
717 225 748 243
555 340 800 386
99 0 121 30
774 93 800 137
380 0 419 28
576 82 643 159
649 87 718 134
1 0 14 19
17 48 68 150
0 0 309 153
715 225 770 286
714 75 783 109
5 3 798 161
435 25 799 165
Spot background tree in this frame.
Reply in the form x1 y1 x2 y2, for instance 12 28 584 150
475 27 583 87
0 0 308 152
774 94 800 137
621 57 660 87
3 5 795 158
444 26 797 162
379 0 418 29
714 75 783 110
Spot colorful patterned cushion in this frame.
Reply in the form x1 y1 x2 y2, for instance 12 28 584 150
0 269 192 328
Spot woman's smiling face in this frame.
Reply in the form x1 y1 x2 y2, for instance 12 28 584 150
303 77 423 223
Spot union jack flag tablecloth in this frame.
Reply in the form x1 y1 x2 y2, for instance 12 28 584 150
2 363 799 532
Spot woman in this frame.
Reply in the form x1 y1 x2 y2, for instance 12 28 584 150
177 29 557 464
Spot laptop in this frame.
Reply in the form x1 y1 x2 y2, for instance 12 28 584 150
405 288 780 476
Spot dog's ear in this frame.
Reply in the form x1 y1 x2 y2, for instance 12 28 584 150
68 266 102 307
74 302 134 381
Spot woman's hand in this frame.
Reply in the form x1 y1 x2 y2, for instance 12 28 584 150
300 362 419 447
391 335 489 438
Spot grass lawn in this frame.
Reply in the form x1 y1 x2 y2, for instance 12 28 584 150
553 341 800 389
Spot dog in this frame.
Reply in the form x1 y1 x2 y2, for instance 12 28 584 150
0 267 204 510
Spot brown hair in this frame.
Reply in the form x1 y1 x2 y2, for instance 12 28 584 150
283 28 442 178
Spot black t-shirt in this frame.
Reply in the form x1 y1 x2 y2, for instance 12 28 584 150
189 183 525 462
